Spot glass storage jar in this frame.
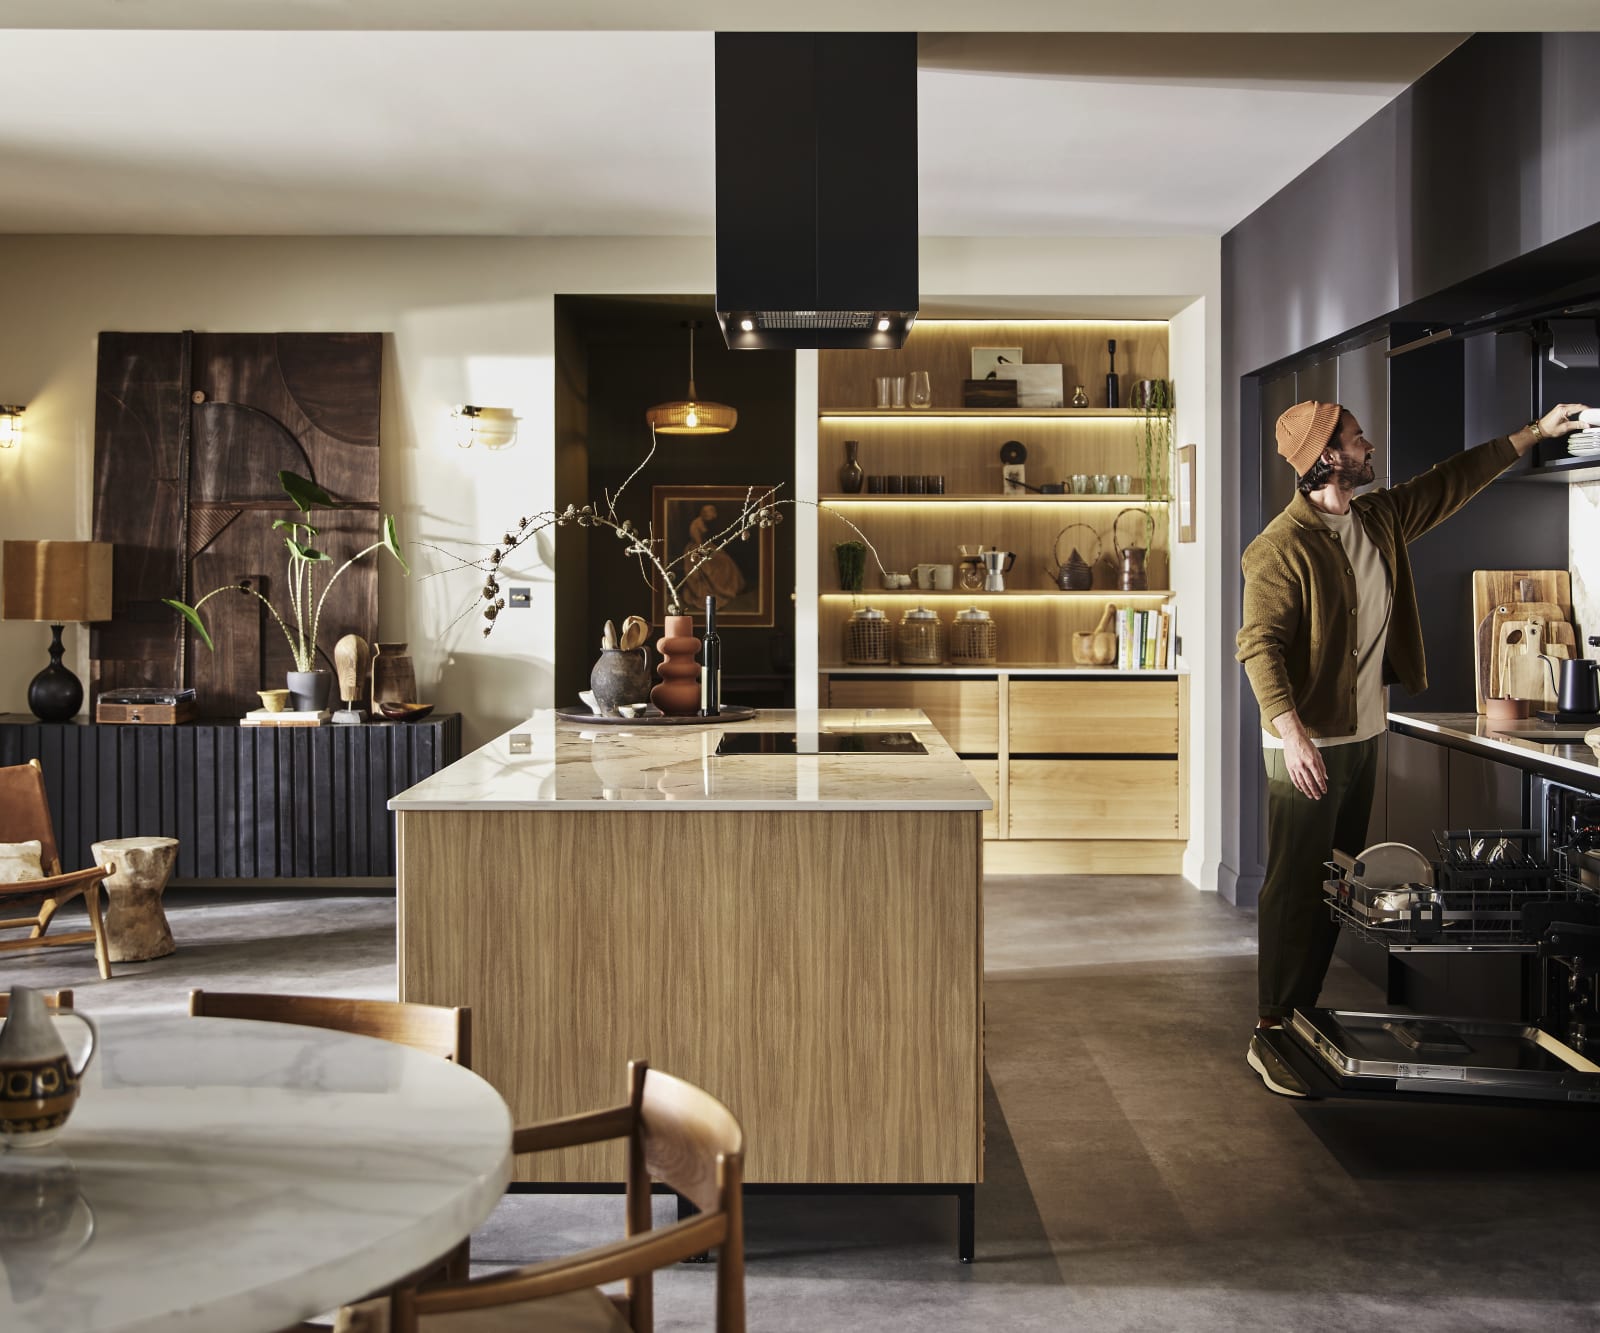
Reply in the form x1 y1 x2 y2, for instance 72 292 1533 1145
843 607 891 665
949 606 997 665
896 606 945 665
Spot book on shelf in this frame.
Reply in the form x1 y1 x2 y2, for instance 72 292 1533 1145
1114 601 1177 671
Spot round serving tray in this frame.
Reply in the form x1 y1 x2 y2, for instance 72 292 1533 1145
554 704 758 726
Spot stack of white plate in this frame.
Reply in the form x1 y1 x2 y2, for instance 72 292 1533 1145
1567 428 1600 457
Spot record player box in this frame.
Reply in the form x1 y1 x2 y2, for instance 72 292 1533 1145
96 698 197 725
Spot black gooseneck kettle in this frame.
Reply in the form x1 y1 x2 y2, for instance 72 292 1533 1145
1543 638 1600 716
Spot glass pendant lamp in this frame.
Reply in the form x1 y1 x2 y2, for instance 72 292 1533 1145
646 321 737 435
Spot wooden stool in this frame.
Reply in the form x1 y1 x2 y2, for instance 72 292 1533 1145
90 837 179 962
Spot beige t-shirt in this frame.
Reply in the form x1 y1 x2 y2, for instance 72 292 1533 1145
1263 505 1392 750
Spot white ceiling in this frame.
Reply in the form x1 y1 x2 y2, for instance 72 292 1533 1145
0 8 1585 238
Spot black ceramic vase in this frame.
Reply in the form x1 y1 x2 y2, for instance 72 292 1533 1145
838 440 865 494
27 626 82 723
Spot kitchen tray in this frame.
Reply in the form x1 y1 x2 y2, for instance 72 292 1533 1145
1289 1007 1600 1103
554 705 757 726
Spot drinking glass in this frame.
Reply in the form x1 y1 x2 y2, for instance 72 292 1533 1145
904 474 926 494
884 474 905 493
1092 474 1112 494
907 371 932 409
875 376 907 409
1070 474 1089 494
1113 474 1133 494
924 474 944 494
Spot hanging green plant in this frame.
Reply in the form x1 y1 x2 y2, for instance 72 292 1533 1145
1138 379 1174 549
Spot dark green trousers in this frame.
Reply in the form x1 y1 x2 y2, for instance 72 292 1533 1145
1258 737 1379 1020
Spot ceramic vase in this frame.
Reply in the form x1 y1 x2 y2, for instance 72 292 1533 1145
838 439 865 494
590 647 652 716
650 615 702 716
0 988 97 1149
286 669 332 712
370 642 417 707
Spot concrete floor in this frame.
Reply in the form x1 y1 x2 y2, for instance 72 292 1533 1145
9 877 1600 1331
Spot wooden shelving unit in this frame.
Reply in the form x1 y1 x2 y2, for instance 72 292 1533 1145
815 317 1186 874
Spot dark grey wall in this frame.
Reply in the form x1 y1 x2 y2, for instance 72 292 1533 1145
1220 33 1600 905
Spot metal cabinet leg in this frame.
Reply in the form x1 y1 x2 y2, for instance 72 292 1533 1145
957 1184 975 1263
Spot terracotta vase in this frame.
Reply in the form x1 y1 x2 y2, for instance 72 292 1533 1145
650 615 702 716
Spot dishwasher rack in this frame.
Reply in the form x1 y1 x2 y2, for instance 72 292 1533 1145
1324 829 1592 953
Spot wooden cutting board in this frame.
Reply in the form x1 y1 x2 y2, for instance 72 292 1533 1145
1498 620 1558 705
1488 604 1569 699
1470 572 1573 711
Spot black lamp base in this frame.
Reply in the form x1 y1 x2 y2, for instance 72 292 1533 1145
28 624 83 723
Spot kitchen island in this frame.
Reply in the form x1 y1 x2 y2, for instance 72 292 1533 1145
390 708 990 1252
1388 712 1600 789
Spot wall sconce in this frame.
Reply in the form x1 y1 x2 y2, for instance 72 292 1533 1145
0 405 24 449
452 405 518 450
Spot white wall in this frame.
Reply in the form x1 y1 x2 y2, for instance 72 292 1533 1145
0 235 711 749
0 231 1224 886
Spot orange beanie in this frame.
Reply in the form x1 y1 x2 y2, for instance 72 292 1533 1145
1275 400 1343 477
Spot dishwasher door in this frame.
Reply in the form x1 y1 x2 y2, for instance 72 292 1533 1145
1254 1012 1600 1107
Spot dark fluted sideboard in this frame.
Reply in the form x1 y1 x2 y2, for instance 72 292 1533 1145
0 714 461 882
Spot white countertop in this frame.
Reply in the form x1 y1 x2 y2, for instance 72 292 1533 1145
1388 711 1600 786
0 1013 511 1333
389 708 994 812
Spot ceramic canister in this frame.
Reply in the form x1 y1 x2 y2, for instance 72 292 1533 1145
0 988 97 1149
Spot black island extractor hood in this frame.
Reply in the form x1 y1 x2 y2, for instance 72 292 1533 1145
715 32 919 350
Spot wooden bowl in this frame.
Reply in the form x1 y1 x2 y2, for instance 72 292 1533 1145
1484 696 1529 721
257 689 291 713
379 701 434 722
1071 630 1117 666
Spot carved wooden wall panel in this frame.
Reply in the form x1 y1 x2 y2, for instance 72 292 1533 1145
91 332 382 717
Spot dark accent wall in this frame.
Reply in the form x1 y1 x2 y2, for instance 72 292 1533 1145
1221 33 1600 906
554 298 797 709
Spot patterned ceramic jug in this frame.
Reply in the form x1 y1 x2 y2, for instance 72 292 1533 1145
0 987 97 1148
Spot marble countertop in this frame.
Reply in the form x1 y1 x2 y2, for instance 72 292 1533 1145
1389 711 1600 786
389 708 994 812
821 666 1187 677
0 1012 511 1333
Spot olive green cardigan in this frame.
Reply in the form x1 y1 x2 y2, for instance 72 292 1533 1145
1238 436 1518 739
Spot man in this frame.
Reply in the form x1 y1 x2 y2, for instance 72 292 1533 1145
1236 398 1587 1096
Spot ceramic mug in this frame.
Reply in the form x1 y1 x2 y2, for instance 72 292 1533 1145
932 564 955 591
913 564 938 590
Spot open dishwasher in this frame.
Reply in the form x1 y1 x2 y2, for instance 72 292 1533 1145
1252 820 1600 1106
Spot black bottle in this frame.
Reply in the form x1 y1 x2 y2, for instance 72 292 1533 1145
700 595 722 716
1105 339 1120 409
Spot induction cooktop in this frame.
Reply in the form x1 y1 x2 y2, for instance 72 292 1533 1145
714 731 927 756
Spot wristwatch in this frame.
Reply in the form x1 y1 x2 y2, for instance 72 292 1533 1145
1528 418 1545 440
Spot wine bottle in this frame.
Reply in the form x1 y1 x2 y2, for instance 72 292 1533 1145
1105 338 1120 409
700 594 722 716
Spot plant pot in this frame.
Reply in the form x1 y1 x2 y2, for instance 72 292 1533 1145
286 669 332 712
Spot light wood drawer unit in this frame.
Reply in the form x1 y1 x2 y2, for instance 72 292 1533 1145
964 759 1000 840
1008 679 1179 754
1008 759 1180 840
827 677 1000 754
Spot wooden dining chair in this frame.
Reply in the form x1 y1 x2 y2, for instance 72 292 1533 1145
333 1059 746 1333
187 991 472 1069
0 760 113 980
0 988 74 1016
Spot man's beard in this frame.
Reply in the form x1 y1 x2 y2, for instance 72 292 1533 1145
1334 455 1376 488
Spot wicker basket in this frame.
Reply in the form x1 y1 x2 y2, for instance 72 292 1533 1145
896 607 945 665
843 607 891 665
949 607 997 664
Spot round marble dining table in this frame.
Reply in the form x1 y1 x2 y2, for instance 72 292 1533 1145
0 1011 513 1333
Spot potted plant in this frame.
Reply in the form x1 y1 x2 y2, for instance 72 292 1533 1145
1137 379 1174 580
165 471 408 712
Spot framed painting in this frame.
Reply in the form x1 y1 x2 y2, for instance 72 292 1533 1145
651 484 777 627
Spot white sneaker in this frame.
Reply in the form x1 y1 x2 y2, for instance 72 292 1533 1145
1247 1033 1308 1098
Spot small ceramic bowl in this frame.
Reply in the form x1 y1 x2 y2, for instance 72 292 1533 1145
257 689 291 713
379 701 434 722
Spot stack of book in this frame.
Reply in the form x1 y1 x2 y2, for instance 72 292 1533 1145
241 709 330 727
1115 602 1176 670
